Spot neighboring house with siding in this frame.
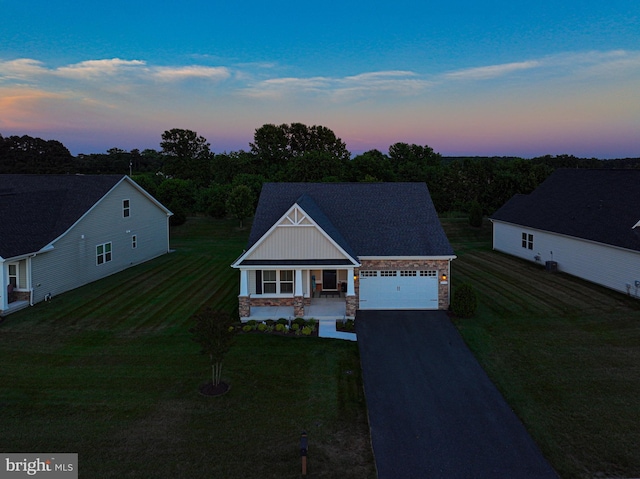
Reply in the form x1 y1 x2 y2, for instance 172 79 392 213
491 168 640 298
232 182 455 318
1 174 172 316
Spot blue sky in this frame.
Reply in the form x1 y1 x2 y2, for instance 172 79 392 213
1 0 639 157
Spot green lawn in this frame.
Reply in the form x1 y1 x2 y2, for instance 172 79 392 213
0 218 376 478
445 217 640 479
4 216 639 479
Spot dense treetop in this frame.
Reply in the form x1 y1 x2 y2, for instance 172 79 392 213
2 127 638 226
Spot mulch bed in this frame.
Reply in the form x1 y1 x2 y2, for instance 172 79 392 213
199 381 231 397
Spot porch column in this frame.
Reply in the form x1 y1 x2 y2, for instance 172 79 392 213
238 269 250 318
239 269 249 296
294 269 303 296
346 267 356 317
346 268 355 295
294 269 304 317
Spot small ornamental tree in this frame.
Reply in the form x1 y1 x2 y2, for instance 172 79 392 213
452 283 478 318
189 308 237 388
226 184 255 228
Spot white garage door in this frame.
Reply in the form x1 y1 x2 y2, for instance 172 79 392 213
358 270 439 309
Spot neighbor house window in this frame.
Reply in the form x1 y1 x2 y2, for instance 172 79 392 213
521 232 534 250
8 263 18 288
259 269 294 294
132 235 137 249
123 199 130 218
97 242 112 265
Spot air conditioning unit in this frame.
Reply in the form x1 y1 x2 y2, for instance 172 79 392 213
545 261 558 273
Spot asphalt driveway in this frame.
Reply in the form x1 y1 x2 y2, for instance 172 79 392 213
356 310 558 479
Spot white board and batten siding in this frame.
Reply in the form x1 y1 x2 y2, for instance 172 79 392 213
31 180 170 303
246 225 347 261
493 221 640 297
359 270 439 309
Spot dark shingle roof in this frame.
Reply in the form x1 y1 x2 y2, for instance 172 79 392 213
491 169 640 252
246 182 454 258
0 174 124 259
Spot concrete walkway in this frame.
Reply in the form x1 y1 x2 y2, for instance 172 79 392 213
357 310 558 479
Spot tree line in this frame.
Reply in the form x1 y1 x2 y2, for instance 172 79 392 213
2 127 639 226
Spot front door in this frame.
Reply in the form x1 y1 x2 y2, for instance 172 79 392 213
322 270 337 290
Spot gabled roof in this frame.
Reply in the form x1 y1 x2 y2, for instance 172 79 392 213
244 182 454 259
491 169 640 252
0 174 168 260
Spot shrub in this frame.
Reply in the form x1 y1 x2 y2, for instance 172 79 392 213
265 319 275 326
301 326 312 336
275 324 287 333
291 323 300 331
257 323 267 332
293 317 305 326
276 318 288 325
242 325 253 333
452 283 478 318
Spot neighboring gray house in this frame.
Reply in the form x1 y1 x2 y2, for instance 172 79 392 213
491 168 640 297
232 182 456 318
1 174 172 316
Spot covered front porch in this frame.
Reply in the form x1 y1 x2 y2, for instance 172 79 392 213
1 257 33 317
237 263 358 319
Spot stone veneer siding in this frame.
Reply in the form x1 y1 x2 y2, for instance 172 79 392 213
12 291 31 302
240 296 313 317
239 296 250 317
356 259 451 310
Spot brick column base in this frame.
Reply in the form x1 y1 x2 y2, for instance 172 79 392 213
239 296 250 317
293 296 305 317
346 295 357 317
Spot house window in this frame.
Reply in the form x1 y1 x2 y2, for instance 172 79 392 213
521 232 533 250
259 269 294 294
8 263 18 288
420 270 437 277
263 270 277 293
400 270 417 277
361 271 377 277
123 199 130 218
96 242 112 265
132 235 137 249
380 270 397 277
280 270 294 293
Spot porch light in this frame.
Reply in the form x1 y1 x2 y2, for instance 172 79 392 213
353 274 358 281
440 273 448 282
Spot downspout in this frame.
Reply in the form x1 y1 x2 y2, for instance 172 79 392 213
28 254 36 306
166 213 172 253
0 258 6 313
